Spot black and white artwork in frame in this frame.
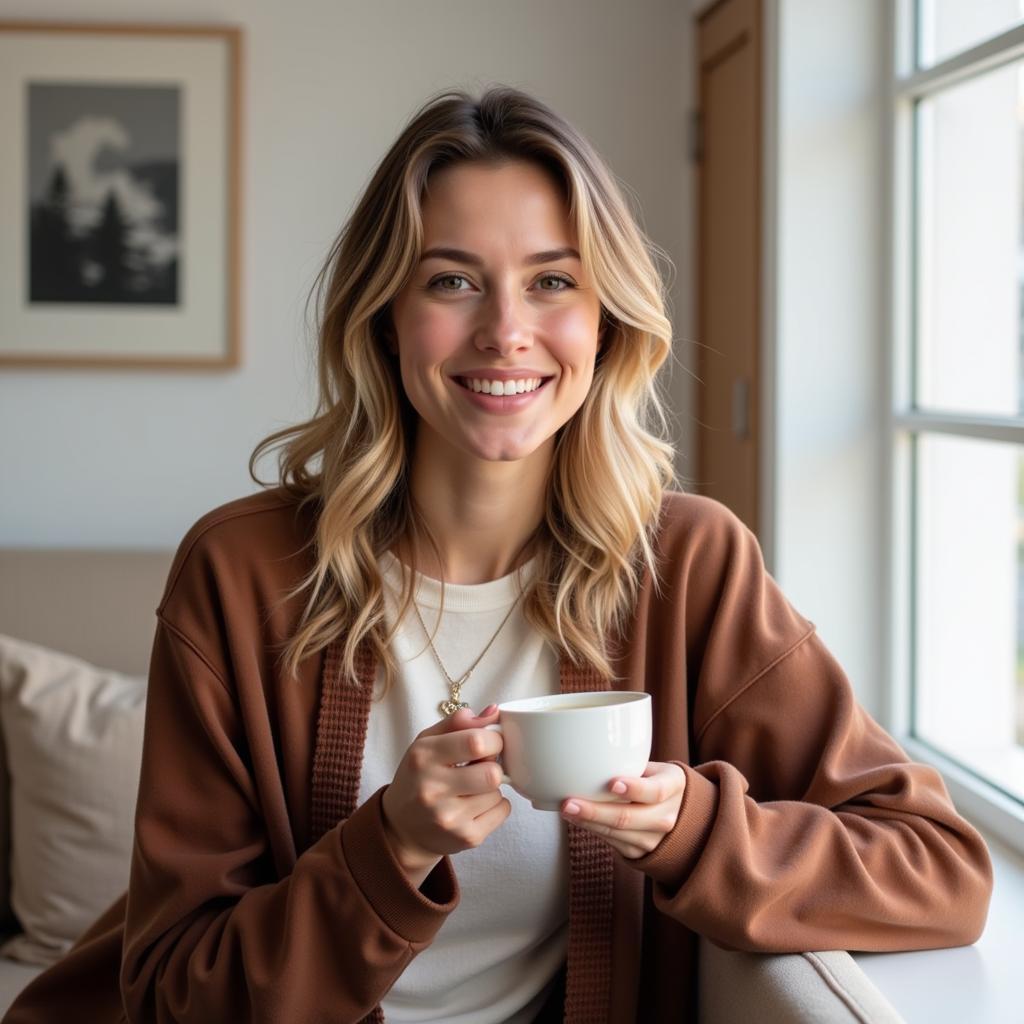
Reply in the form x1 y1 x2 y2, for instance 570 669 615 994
28 82 181 306
0 22 240 368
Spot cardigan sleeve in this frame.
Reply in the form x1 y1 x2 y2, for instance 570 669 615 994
629 508 994 954
120 617 459 1023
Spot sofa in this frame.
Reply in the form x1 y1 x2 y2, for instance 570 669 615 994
0 546 906 1022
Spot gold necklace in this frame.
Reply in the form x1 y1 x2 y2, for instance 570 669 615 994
412 592 523 717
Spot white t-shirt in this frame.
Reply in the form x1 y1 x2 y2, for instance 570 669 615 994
358 549 568 1024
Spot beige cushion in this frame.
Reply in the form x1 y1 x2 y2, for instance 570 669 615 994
0 634 145 965
699 937 907 1023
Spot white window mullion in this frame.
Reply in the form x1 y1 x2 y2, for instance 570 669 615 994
895 412 1024 445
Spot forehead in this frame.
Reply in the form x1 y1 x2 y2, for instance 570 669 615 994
420 160 574 245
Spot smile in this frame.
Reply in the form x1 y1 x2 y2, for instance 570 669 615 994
458 376 546 395
449 375 554 414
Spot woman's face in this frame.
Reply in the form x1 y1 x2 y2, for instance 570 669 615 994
387 159 605 464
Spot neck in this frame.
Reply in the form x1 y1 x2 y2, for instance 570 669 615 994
397 429 551 584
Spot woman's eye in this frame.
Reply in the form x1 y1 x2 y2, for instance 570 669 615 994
538 274 575 291
429 273 575 293
432 274 470 292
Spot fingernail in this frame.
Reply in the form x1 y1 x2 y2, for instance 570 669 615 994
564 801 580 815
480 704 498 716
612 781 627 794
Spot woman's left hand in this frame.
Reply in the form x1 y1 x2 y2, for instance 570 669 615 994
560 761 686 859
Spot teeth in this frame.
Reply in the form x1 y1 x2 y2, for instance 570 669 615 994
461 377 543 395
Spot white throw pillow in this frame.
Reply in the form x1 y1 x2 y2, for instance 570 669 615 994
0 634 145 965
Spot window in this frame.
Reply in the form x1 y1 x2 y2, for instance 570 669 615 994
889 1 1024 848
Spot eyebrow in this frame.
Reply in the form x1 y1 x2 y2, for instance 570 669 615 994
419 246 581 267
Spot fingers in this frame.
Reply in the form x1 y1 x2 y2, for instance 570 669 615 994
558 763 686 859
441 759 504 797
427 722 503 767
564 821 658 858
472 795 512 832
560 798 675 860
606 762 684 806
562 797 679 836
407 731 504 797
460 790 511 823
447 707 499 730
420 706 495 736
428 793 511 851
444 708 479 730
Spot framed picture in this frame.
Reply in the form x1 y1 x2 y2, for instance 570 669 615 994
0 21 243 369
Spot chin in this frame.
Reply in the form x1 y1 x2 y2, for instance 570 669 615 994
434 421 557 465
464 436 547 463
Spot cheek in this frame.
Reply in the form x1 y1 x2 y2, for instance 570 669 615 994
402 306 463 364
544 305 601 366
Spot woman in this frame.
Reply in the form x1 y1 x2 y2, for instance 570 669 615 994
4 85 992 1024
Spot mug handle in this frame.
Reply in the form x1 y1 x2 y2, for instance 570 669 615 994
484 723 513 785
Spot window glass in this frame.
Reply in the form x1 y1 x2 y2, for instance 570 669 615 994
915 60 1022 416
918 0 1024 69
914 433 1024 804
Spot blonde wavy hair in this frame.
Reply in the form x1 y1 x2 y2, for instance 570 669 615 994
250 84 680 694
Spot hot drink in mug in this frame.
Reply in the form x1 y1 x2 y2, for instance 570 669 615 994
485 691 652 811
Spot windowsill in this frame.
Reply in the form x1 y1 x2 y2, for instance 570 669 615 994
852 827 1024 1023
912 738 1024 807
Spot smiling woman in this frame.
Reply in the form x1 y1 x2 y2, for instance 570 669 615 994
2 84 993 1024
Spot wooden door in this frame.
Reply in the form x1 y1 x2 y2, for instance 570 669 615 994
694 0 762 535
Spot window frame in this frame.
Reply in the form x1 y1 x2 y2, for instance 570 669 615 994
884 0 1024 853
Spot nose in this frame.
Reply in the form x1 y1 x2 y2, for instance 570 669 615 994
473 284 533 357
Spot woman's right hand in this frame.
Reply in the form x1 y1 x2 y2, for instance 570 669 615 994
381 705 511 886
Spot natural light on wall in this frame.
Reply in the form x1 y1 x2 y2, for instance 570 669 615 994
907 0 1024 812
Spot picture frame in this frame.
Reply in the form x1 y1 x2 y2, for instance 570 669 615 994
0 21 243 369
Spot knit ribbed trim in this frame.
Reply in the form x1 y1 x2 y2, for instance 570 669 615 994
310 634 616 1024
559 656 616 1024
310 637 375 845
309 636 384 1024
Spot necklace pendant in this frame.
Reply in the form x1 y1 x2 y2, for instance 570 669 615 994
440 678 471 718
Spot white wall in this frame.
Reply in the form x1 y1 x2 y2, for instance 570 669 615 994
0 0 692 547
770 0 886 716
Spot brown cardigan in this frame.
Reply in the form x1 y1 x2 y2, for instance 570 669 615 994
2 488 993 1023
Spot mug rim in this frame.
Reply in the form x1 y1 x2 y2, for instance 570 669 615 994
496 691 650 714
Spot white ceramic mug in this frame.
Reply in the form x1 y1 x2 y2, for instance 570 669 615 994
484 691 652 811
